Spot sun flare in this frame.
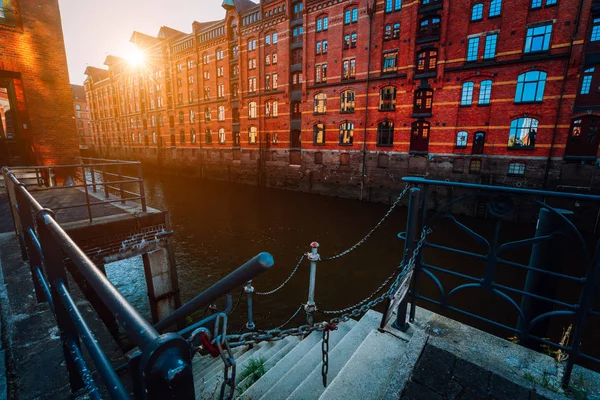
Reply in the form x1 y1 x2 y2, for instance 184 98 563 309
126 46 146 67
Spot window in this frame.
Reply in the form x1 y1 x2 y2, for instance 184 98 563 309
316 16 329 32
152 131 157 144
509 118 538 149
178 111 185 125
419 17 441 38
515 71 547 103
383 52 398 73
248 76 257 92
416 49 438 74
343 59 356 80
592 18 600 42
248 102 257 119
489 0 502 16
532 0 557 8
218 106 225 121
273 33 278 43
410 121 430 153
344 8 358 24
292 27 303 42
273 53 278 64
314 93 327 114
190 110 196 123
204 108 211 121
339 121 354 145
266 74 271 90
377 121 394 146
205 129 212 144
386 0 402 12
315 40 328 54
190 129 197 144
467 37 480 61
266 54 271 65
479 80 493 105
216 49 224 60
581 68 595 95
508 162 526 175
266 35 271 45
248 127 258 144
483 34 498 59
472 4 483 21
313 124 325 145
180 130 186 144
218 128 226 144
248 39 258 51
344 34 357 49
248 59 257 70
469 159 482 174
273 74 278 89
525 23 552 53
414 89 434 113
473 133 484 156
379 86 397 111
456 131 468 148
461 82 475 105
272 101 278 117
316 64 327 83
341 90 355 113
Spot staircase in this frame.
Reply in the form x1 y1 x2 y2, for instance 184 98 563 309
192 310 410 399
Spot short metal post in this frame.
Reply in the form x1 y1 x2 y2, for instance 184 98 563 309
305 242 320 326
48 167 55 187
90 164 97 193
245 281 255 330
138 164 147 212
36 210 85 394
81 166 93 222
118 165 126 204
2 170 26 260
102 166 109 199
394 188 420 331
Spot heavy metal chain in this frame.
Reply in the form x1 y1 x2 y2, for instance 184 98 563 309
322 328 330 387
254 254 306 295
214 314 236 400
321 184 411 262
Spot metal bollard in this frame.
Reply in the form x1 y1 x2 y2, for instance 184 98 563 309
305 242 320 326
245 281 256 331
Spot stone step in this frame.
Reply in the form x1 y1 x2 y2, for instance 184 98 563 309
318 329 408 400
234 337 300 396
287 310 383 400
192 346 247 377
238 330 322 400
258 319 357 400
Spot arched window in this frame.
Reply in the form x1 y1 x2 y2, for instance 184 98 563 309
138 132 143 144
75 104 81 111
418 16 441 38
461 82 475 106
170 133 176 147
565 117 600 158
152 131 157 144
248 126 258 144
416 49 438 74
313 123 325 145
471 4 484 21
515 71 547 103
379 86 397 111
179 130 185 144
291 101 302 119
377 121 395 146
190 129 197 144
410 121 430 153
385 0 402 13
456 131 468 148
339 121 354 145
341 90 355 113
218 106 225 121
218 128 226 144
314 93 327 114
248 101 257 119
205 129 212 144
509 118 538 149
489 0 502 17
189 110 195 123
479 80 493 105
414 89 434 113
204 107 211 121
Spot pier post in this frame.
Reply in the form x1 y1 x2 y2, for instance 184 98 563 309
518 207 572 349
305 242 320 326
143 247 181 325
245 281 256 330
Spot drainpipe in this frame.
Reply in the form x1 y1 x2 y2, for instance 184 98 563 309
543 0 585 189
360 1 376 201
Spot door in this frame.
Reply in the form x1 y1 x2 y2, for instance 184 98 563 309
0 80 29 166
565 117 599 159
410 120 430 154
472 131 486 155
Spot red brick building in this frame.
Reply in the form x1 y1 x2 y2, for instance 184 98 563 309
0 0 80 167
71 84 92 151
85 0 600 200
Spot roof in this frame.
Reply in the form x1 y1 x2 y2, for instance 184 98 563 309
104 55 125 66
130 31 162 48
83 66 109 80
158 26 188 40
233 0 258 13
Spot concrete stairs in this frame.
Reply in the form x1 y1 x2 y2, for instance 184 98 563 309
192 310 410 399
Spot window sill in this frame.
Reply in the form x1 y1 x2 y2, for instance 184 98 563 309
415 36 441 44
340 110 355 114
514 101 543 105
376 144 394 148
313 143 326 146
507 146 535 151
379 108 397 112
313 112 327 116
338 143 354 146
412 112 432 118
455 146 467 150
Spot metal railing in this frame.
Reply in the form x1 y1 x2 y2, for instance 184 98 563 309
395 177 600 387
1 163 276 399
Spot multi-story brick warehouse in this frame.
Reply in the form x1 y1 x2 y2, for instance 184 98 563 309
0 0 80 167
71 84 92 152
85 0 600 202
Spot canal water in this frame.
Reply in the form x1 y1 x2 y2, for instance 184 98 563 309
105 173 598 367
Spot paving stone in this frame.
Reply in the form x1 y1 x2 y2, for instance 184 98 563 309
402 380 443 400
489 374 530 400
452 357 491 397
411 344 457 394
445 379 464 400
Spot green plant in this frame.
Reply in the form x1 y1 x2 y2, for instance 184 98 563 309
236 358 266 393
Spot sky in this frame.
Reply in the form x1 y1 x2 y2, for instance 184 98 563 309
58 0 231 85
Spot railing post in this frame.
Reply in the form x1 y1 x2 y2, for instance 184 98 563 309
102 165 109 199
305 242 320 326
36 210 85 395
81 166 93 222
393 187 421 331
90 164 97 193
48 167 55 187
245 281 256 331
409 184 428 323
118 164 126 204
138 164 147 212
2 169 26 259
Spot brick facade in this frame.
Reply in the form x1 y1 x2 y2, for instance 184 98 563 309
71 84 92 151
85 0 600 201
0 0 80 167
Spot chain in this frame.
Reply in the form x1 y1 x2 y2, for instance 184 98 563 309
321 184 411 262
269 304 304 331
322 329 330 387
255 254 306 295
213 314 236 400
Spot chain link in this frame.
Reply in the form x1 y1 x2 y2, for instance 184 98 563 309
255 254 306 295
322 329 330 387
321 184 411 262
